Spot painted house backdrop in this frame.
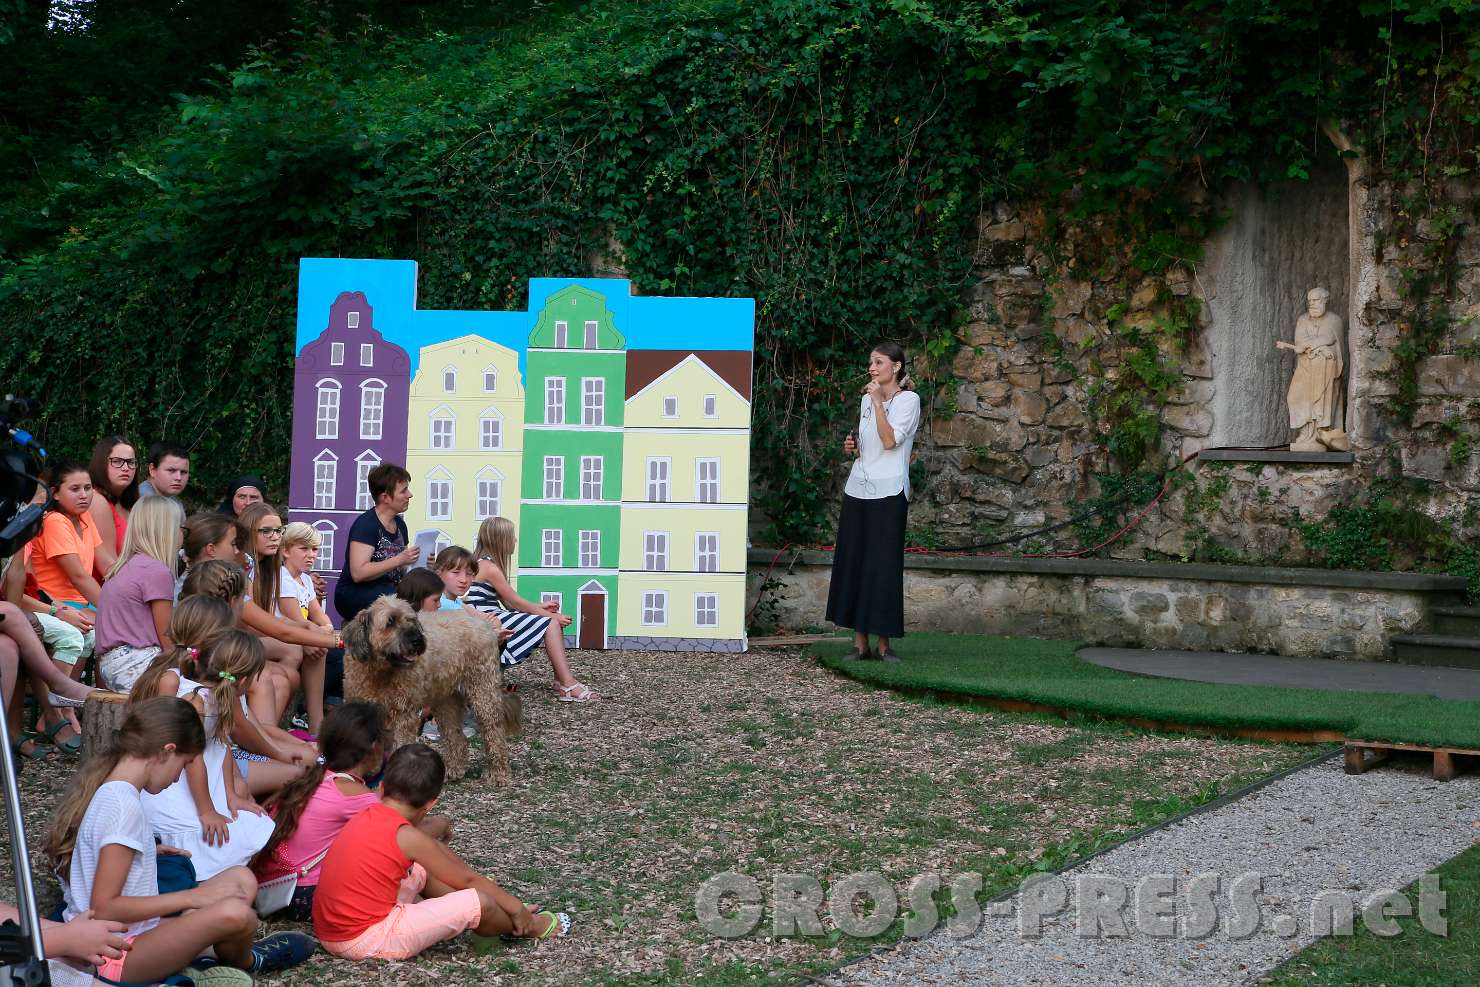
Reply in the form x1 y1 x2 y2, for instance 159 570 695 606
289 260 755 653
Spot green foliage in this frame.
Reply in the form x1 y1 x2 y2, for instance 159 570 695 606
1295 480 1480 597
1070 468 1165 549
0 0 1476 534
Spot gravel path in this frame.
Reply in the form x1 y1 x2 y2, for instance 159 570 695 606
838 756 1480 985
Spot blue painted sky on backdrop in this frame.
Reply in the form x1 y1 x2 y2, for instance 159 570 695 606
296 260 756 380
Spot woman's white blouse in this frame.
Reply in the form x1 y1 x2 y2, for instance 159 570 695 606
844 389 922 500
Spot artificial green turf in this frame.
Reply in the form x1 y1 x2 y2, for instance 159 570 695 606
811 635 1480 749
1265 840 1480 986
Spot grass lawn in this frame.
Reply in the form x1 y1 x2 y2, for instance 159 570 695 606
6 646 1319 985
1267 840 1480 986
813 635 1480 749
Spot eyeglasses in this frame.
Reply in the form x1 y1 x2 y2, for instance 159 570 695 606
256 526 285 536
107 458 136 469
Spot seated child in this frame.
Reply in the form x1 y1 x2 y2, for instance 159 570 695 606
395 568 446 616
312 744 570 960
45 696 314 984
95 495 184 692
253 701 451 921
134 630 282 880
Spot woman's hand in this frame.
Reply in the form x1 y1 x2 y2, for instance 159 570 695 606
843 433 857 456
46 910 131 967
396 544 422 568
199 810 232 847
864 379 883 401
56 606 93 631
231 796 267 818
554 613 573 628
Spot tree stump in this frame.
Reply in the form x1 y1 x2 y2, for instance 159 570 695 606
81 691 130 761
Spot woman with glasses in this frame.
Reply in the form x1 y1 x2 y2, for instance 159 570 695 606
237 502 333 734
87 435 141 573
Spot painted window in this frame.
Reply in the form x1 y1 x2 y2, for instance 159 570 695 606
696 593 718 627
544 377 565 425
542 529 562 567
646 458 670 502
541 592 562 612
642 591 668 626
355 453 380 510
580 456 603 500
480 414 502 450
662 396 679 418
443 367 457 392
696 458 720 503
579 530 601 568
315 381 340 439
582 377 604 426
427 478 452 520
476 477 500 519
483 367 497 392
543 456 564 499
643 531 669 572
696 532 719 573
584 320 598 349
430 414 454 450
330 342 344 366
704 394 718 418
359 382 385 440
313 452 337 510
360 343 373 367
347 311 360 329
313 523 336 571
554 320 568 348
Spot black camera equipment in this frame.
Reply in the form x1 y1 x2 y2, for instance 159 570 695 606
0 394 51 987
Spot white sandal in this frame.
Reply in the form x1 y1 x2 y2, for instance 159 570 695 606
555 682 599 703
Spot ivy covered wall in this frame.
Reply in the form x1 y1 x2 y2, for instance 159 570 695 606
0 0 1475 566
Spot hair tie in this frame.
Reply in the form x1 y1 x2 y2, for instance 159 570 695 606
185 646 199 658
316 755 326 766
219 672 236 683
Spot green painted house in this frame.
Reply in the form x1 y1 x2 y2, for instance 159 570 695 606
518 285 626 648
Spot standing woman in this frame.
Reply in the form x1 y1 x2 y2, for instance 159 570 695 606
825 342 921 662
87 436 141 573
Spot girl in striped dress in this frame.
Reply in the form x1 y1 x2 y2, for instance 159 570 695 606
465 518 599 703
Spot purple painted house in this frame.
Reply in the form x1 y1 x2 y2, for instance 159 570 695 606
288 291 410 621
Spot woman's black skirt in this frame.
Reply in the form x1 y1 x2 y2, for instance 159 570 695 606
825 492 908 638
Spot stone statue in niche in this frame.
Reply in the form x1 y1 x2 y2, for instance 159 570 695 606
1276 287 1350 452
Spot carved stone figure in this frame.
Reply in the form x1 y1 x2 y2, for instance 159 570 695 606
1276 287 1350 452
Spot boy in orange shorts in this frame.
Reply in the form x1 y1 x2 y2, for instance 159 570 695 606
311 744 570 960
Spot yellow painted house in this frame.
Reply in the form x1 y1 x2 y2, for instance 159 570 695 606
404 335 525 563
617 351 751 649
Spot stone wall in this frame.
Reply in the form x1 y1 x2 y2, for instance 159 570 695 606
748 550 1464 659
897 155 1480 563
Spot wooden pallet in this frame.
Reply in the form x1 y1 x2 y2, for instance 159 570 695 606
1344 739 1480 782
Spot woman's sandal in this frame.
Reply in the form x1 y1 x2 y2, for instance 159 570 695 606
489 908 573 945
10 734 51 763
555 682 599 703
534 910 572 940
42 718 81 753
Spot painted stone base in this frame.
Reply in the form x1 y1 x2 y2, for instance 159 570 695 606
605 635 747 653
748 550 1463 660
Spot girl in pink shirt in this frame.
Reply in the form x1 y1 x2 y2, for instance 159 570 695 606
252 701 449 920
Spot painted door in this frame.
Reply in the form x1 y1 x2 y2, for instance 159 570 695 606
580 593 606 649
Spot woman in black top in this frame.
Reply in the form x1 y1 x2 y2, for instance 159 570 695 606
334 463 420 622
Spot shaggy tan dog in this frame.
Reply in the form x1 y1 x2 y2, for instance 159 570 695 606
342 595 519 786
